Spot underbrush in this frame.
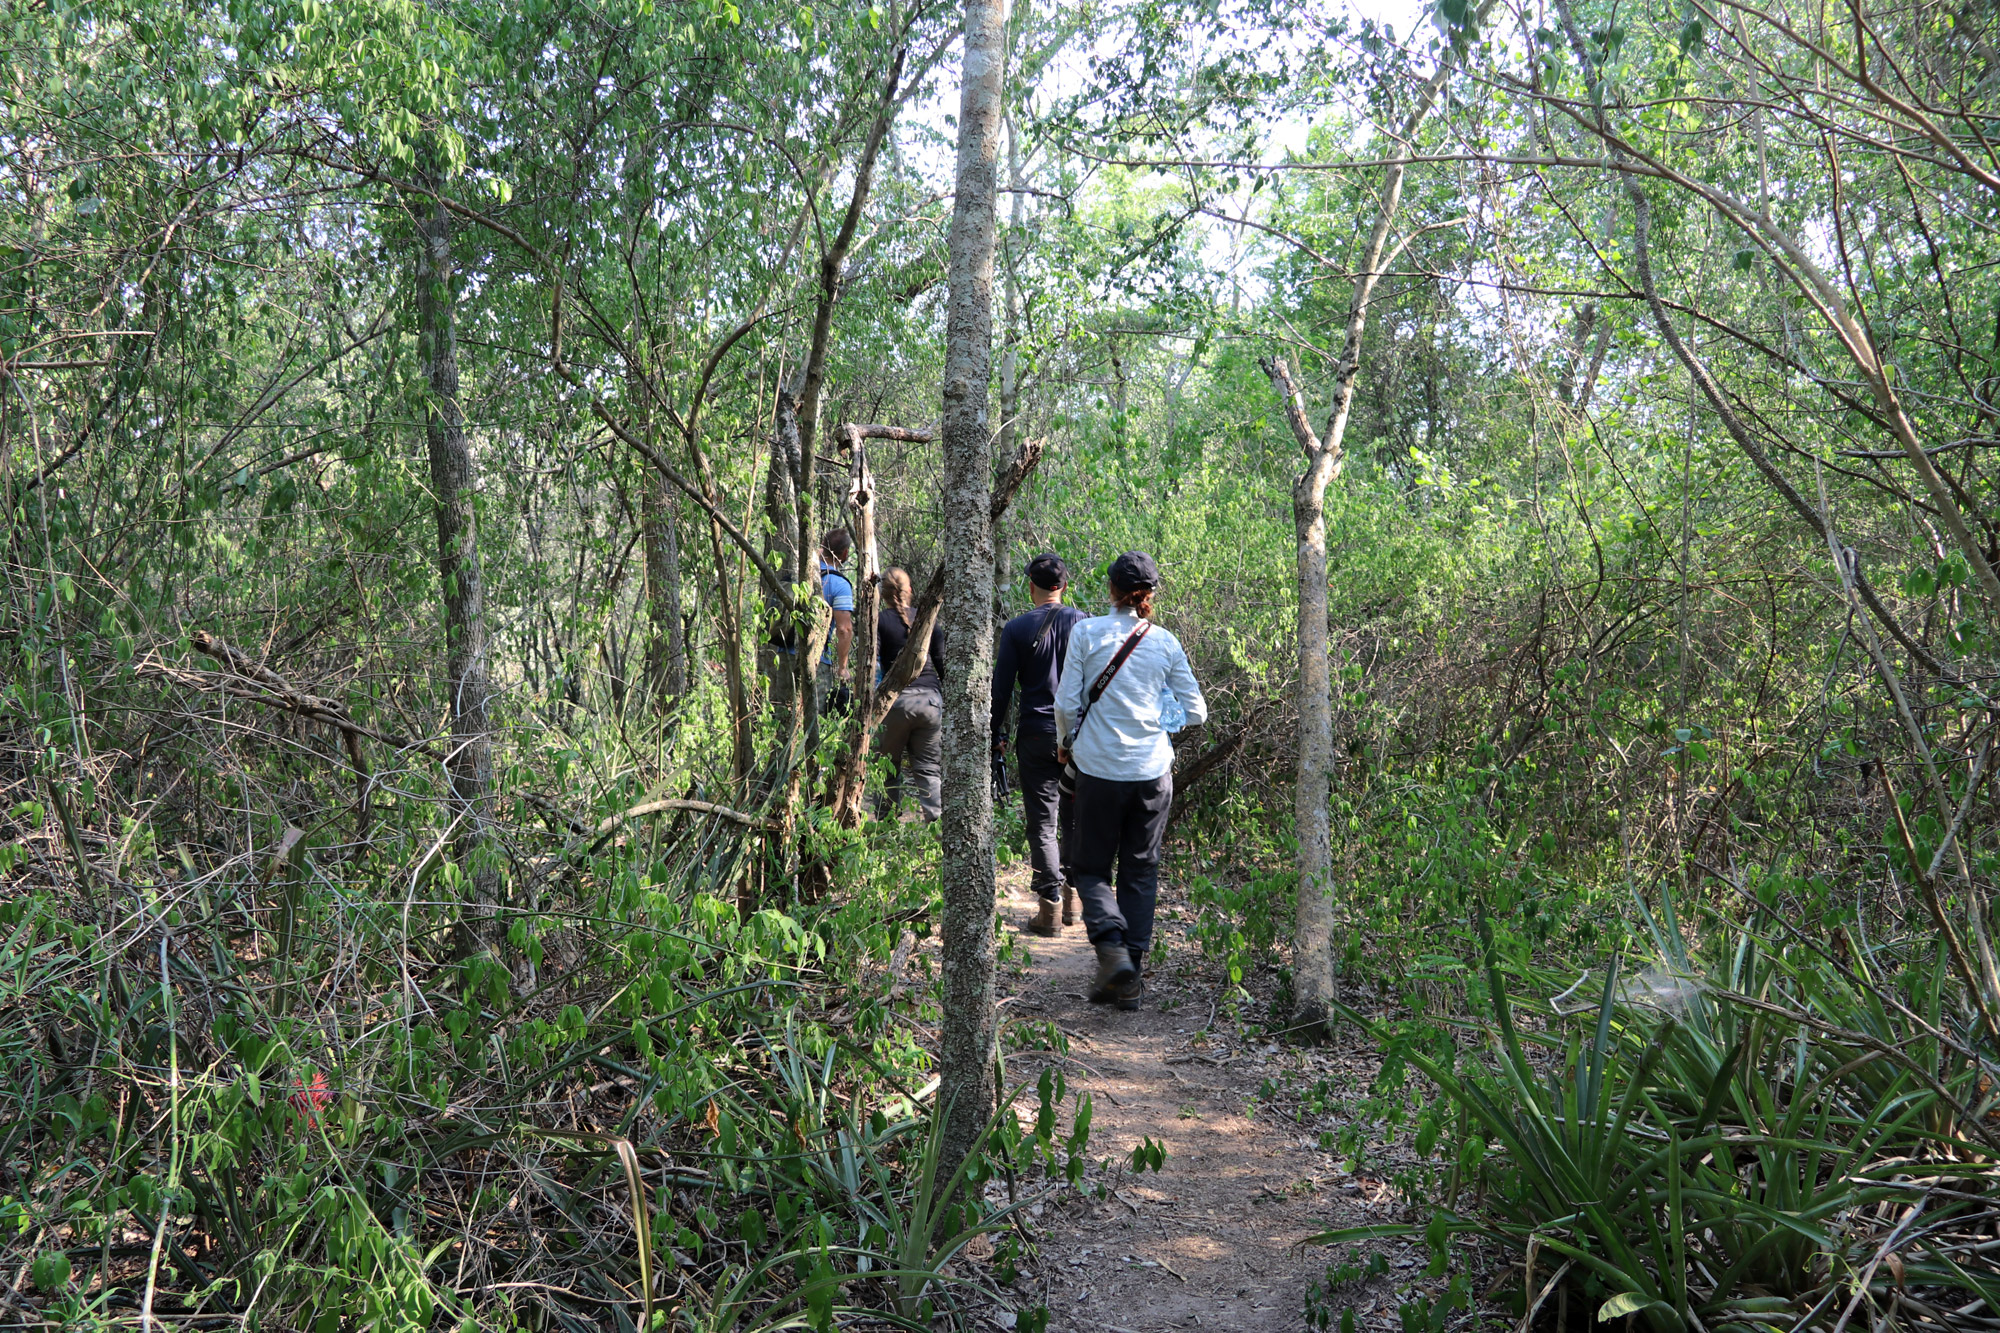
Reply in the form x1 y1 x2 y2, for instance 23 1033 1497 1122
0 761 1094 1331
1175 775 1621 1032
1319 891 2000 1333
1176 755 2000 1333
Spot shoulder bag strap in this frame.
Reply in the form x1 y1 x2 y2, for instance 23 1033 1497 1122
1069 621 1151 744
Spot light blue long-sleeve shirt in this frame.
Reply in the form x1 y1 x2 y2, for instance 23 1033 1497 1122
1054 609 1207 782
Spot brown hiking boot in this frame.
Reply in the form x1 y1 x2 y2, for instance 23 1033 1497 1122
1115 976 1146 1011
1028 897 1060 937
1061 885 1077 926
1088 943 1139 1004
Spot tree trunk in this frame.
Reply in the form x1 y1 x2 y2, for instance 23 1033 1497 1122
830 565 943 826
622 136 686 713
937 0 1007 1176
635 363 686 709
415 181 500 953
768 43 909 776
763 384 806 744
846 426 883 762
1258 59 1449 1034
992 112 1026 623
661 375 756 791
1265 356 1344 1035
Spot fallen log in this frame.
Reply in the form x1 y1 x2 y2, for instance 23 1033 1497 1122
1168 718 1255 829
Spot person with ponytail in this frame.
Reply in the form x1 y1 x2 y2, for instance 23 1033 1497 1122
875 567 946 820
1053 551 1207 1009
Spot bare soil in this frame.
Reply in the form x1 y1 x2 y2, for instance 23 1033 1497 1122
983 863 1436 1333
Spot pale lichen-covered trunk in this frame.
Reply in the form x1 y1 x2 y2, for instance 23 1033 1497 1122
416 182 500 953
938 0 1007 1173
845 428 882 743
1260 59 1449 1033
1265 358 1343 1034
825 425 1024 831
991 113 1025 623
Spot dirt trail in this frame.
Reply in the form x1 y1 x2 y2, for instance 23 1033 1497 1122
988 864 1405 1333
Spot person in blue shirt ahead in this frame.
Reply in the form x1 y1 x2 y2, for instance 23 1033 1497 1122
991 553 1087 935
1054 551 1206 1010
817 528 856 714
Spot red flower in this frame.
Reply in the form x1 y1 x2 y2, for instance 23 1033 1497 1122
291 1070 332 1127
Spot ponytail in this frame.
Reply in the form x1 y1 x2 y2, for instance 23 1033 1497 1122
1112 587 1155 620
882 567 915 627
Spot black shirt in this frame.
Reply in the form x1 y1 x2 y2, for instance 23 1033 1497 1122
992 602 1086 737
878 607 945 691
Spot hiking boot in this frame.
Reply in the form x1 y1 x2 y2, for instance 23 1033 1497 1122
1028 897 1060 937
1115 976 1146 1011
1088 943 1139 1004
1061 885 1077 926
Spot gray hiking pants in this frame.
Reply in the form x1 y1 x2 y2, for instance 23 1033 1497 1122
881 686 943 820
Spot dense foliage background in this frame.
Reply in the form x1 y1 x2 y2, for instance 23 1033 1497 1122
5 0 2000 1327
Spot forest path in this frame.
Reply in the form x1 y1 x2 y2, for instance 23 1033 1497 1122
988 863 1395 1333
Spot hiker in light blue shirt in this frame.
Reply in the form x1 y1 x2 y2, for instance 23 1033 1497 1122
1054 551 1206 1011
817 528 856 715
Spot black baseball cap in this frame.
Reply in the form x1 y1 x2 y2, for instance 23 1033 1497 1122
1027 552 1068 590
1108 551 1160 591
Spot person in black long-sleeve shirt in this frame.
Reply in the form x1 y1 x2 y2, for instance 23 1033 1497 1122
877 567 946 820
992 553 1087 934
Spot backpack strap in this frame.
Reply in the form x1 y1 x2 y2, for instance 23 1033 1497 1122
1033 603 1064 694
1032 602 1062 652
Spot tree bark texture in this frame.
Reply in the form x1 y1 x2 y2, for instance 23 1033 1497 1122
415 184 500 949
621 136 687 712
992 112 1026 624
635 363 687 708
1258 61 1445 1033
793 45 906 482
763 384 807 743
769 48 907 776
846 427 883 780
701 471 753 790
938 0 1007 1175
1264 355 1343 1034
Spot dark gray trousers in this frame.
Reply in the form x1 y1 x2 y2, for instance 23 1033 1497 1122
880 686 943 820
1015 730 1071 902
1071 771 1173 954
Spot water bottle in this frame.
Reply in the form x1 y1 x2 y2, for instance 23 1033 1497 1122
1159 687 1186 734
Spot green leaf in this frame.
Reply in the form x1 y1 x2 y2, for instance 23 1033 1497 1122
1598 1293 1653 1321
30 1251 71 1292
739 1207 768 1247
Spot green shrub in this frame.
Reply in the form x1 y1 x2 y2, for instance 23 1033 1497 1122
1323 895 2000 1332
